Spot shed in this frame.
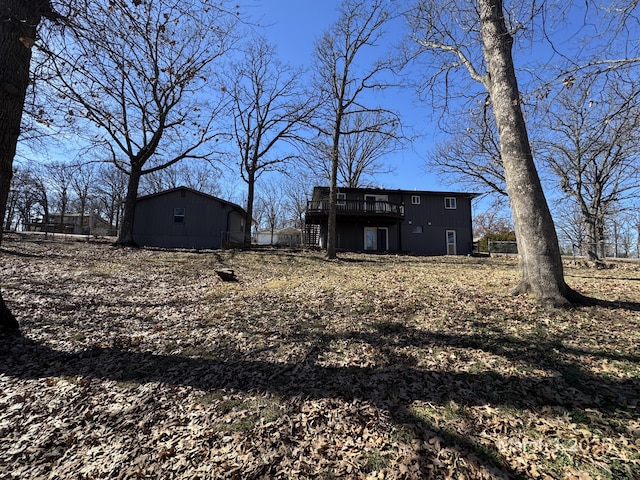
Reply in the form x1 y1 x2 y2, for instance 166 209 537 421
255 227 303 246
133 186 246 249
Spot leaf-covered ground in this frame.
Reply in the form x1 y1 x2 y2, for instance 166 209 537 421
0 235 638 479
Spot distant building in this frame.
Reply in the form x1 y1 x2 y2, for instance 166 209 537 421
255 227 303 246
305 186 478 255
132 186 246 249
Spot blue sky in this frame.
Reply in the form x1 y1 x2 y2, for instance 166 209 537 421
245 0 446 192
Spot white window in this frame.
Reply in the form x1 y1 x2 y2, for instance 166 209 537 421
444 197 457 209
174 207 185 223
337 193 346 206
411 195 421 205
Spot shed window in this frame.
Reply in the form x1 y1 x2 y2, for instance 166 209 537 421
337 193 346 206
444 197 457 209
174 207 185 223
411 195 421 205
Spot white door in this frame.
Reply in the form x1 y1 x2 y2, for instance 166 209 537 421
446 230 457 255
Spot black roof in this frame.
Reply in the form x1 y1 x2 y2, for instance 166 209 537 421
312 186 479 198
136 186 246 213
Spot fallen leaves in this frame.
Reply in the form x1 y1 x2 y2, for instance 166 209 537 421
0 236 639 478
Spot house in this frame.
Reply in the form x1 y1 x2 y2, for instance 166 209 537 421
132 186 246 249
255 227 303 246
304 186 478 255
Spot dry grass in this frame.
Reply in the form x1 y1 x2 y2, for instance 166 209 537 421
0 235 639 479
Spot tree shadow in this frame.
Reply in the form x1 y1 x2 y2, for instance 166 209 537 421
1 324 637 478
0 247 60 259
581 298 640 312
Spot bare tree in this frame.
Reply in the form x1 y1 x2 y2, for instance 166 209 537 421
224 36 315 245
4 168 21 231
313 0 397 259
538 76 640 262
306 110 401 188
473 197 512 238
282 170 314 230
140 160 222 197
94 163 127 232
607 210 638 258
27 165 51 230
46 161 73 231
409 0 585 306
428 106 506 196
8 164 55 232
41 0 238 246
70 162 99 233
553 200 589 256
255 179 287 244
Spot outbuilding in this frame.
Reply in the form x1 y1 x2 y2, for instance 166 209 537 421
133 186 246 249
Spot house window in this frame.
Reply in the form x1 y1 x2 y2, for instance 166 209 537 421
337 193 346 206
412 225 423 234
174 207 185 223
411 195 421 205
444 197 457 209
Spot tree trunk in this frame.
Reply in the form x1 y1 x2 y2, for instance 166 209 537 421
0 290 19 334
585 216 599 261
4 192 16 231
116 166 142 247
478 0 580 307
0 2 35 246
326 165 338 259
326 117 342 260
0 0 47 332
244 169 255 245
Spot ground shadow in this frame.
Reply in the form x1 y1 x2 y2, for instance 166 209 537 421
581 298 640 311
1 326 637 478
0 247 60 259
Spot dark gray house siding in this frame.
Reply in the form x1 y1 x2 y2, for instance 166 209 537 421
305 187 477 255
133 187 246 249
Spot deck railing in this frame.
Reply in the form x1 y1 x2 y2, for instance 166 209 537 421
306 199 404 217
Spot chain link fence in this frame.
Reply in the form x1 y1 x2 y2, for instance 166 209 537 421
482 240 640 258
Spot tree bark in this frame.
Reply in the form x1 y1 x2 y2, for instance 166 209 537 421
326 158 339 259
116 166 142 247
478 0 581 307
326 112 343 260
0 0 50 332
244 169 255 245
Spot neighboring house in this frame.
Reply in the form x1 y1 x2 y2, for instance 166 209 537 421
25 213 115 236
305 186 478 255
255 227 303 246
133 186 246 249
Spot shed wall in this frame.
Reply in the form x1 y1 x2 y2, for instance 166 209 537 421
133 189 241 249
